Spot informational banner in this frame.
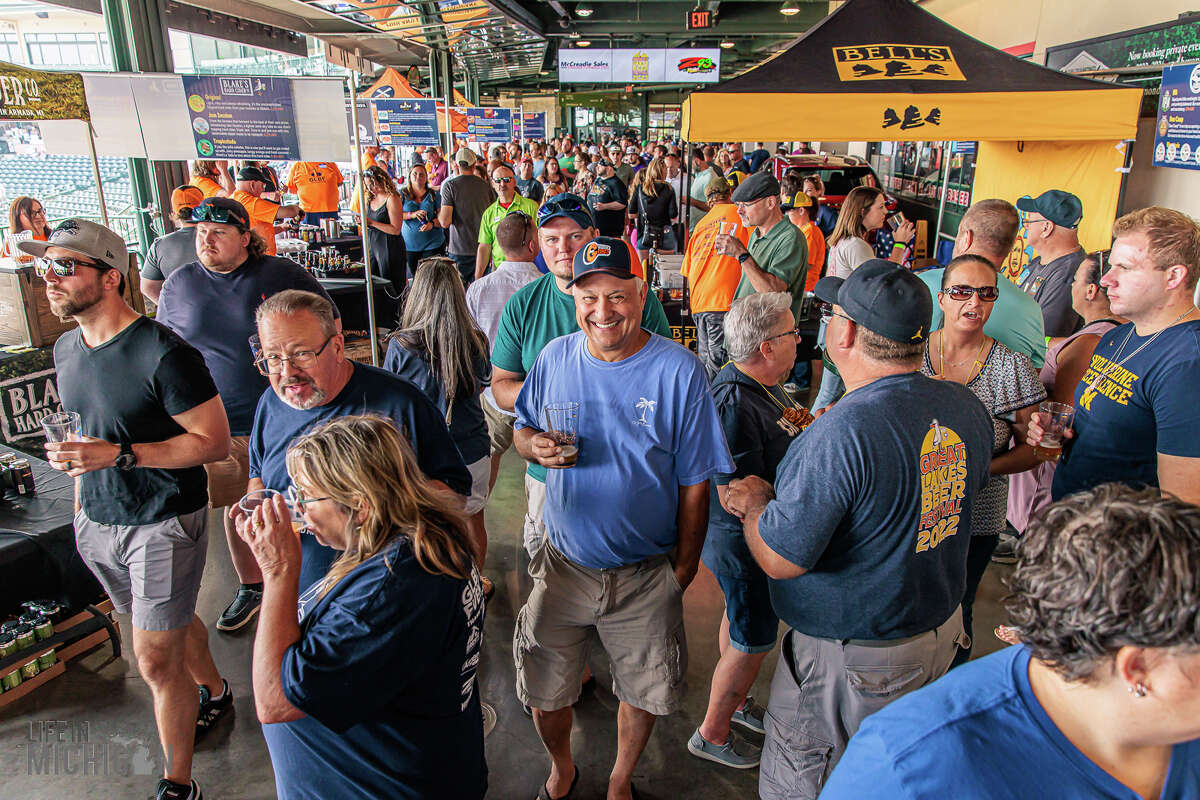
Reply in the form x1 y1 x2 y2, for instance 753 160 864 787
465 107 512 142
0 61 88 121
373 97 440 146
1154 62 1200 170
520 111 546 140
182 75 299 159
346 98 376 146
558 49 720 84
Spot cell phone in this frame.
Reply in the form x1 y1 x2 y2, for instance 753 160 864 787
886 212 904 231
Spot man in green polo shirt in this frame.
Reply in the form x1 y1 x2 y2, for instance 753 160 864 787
715 171 809 321
476 163 540 280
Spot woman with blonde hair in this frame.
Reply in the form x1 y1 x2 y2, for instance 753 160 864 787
383 257 494 596
628 156 679 260
237 414 487 799
190 160 232 197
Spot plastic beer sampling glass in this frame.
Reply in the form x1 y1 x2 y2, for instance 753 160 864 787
544 402 580 466
1035 401 1075 462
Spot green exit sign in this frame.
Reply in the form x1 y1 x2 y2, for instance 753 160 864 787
687 8 713 30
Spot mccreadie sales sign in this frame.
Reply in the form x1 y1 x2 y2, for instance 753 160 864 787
558 49 721 83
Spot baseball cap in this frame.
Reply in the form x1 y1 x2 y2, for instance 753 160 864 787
191 196 251 232
171 185 205 218
454 147 478 166
814 259 932 344
705 175 732 199
730 171 779 203
567 235 634 288
237 166 267 183
19 218 129 275
625 146 638 154
536 193 595 230
1016 189 1083 229
780 189 813 211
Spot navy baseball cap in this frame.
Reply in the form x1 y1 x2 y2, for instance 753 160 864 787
567 236 633 288
192 196 251 232
537 193 595 230
815 259 932 343
1016 189 1083 229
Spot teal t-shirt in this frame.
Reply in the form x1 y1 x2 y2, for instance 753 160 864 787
919 267 1047 368
734 217 809 321
491 272 673 482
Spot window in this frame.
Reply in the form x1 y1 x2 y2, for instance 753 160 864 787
27 33 111 69
0 33 20 64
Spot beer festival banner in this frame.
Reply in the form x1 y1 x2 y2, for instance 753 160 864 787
181 75 300 160
465 107 512 142
372 98 440 146
0 61 88 122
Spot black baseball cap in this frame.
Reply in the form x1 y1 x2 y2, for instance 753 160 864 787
237 166 268 183
192 196 251 232
567 235 633 288
730 171 779 203
814 259 932 343
1016 189 1083 229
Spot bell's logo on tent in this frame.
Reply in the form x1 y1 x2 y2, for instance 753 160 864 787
583 242 612 264
833 44 966 82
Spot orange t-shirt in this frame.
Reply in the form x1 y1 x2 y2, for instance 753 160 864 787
801 220 826 293
287 162 344 213
231 190 280 256
191 175 223 198
680 204 750 313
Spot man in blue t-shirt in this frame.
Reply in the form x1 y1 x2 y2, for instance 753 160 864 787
244 290 471 595
156 196 339 632
513 238 733 800
726 261 993 800
1030 206 1200 505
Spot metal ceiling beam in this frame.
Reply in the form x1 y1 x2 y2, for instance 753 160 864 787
482 0 546 37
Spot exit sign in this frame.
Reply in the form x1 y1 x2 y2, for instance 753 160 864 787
687 8 713 29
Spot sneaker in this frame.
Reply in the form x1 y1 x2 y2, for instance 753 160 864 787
155 778 202 799
730 697 767 735
687 728 761 769
216 586 263 631
991 534 1019 565
195 679 233 743
482 702 497 738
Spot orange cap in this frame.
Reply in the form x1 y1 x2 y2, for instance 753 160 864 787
171 185 205 216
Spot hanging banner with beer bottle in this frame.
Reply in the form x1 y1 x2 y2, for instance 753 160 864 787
0 61 89 121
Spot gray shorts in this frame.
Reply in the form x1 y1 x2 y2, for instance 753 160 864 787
74 507 209 632
759 607 967 800
523 473 546 558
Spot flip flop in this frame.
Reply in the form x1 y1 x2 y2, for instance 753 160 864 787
536 767 580 800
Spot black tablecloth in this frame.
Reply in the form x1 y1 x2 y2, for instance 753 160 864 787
319 275 401 333
0 451 101 617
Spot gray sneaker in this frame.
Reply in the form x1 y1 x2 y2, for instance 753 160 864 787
731 698 767 735
687 728 761 769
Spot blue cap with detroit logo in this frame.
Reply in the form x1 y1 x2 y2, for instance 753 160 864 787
567 235 634 288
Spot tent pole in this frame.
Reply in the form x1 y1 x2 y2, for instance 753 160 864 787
86 123 110 228
933 140 951 261
348 74 380 367
682 137 691 243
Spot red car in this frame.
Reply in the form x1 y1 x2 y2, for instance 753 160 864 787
767 154 897 212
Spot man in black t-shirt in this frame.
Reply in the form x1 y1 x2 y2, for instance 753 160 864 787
587 158 629 239
26 219 233 800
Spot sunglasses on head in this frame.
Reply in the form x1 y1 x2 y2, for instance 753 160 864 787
537 196 586 223
943 285 999 302
191 204 246 226
34 256 106 278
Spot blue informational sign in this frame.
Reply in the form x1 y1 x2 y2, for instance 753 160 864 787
182 75 299 160
520 111 547 140
373 98 440 146
1154 62 1200 171
466 107 513 142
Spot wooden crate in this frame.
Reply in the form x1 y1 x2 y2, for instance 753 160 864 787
0 599 118 709
0 255 145 347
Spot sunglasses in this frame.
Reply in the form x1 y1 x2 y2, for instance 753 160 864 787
493 176 514 184
537 196 587 224
34 256 107 278
943 285 999 302
191 204 247 226
817 302 854 323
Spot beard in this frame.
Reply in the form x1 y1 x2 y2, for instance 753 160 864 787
50 284 102 319
278 376 328 410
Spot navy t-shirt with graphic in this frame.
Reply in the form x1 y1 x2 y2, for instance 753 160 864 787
262 535 487 800
248 363 471 591
155 255 337 436
1053 320 1200 499
758 372 993 640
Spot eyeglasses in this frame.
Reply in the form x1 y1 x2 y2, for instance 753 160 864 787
286 484 330 508
1025 217 1051 230
252 334 336 375
191 204 246 227
763 328 801 344
29 207 45 217
33 256 106 278
817 302 854 324
943 285 999 302
537 195 587 224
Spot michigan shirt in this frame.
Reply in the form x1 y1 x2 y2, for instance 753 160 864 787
758 372 993 640
286 161 344 213
1053 320 1200 499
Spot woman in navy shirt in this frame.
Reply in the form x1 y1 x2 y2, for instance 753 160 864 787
236 415 486 800
399 163 445 281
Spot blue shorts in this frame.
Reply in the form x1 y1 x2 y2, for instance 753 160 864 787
715 572 779 654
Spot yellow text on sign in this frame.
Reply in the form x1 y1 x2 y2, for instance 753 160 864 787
832 44 966 82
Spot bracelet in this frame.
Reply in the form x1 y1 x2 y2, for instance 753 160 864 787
892 242 906 251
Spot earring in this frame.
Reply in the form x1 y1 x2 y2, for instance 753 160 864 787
1128 683 1147 698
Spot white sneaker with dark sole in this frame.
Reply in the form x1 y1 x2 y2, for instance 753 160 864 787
687 728 761 769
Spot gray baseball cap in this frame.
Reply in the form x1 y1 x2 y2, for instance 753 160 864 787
18 218 128 275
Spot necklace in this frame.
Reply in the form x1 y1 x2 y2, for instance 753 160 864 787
732 364 814 430
937 330 988 384
1085 306 1197 395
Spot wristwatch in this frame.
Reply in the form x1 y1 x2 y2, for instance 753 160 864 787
115 442 137 471
737 251 751 264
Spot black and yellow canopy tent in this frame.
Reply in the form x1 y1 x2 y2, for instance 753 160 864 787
681 0 1143 267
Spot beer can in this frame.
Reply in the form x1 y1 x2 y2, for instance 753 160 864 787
13 623 35 651
9 459 34 495
0 452 16 467
1 668 20 691
0 633 16 658
37 649 56 670
20 659 39 680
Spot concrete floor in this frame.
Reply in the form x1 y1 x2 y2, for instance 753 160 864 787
0 449 1012 799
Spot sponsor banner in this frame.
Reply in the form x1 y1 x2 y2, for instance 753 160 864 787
612 49 669 83
345 98 376 146
1153 62 1200 170
558 49 721 84
521 111 547 139
831 43 966 82
465 107 512 142
0 61 88 121
373 97 440 146
665 49 721 83
181 75 299 159
0 364 62 448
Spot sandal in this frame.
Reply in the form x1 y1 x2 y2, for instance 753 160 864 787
536 767 580 800
994 625 1021 646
